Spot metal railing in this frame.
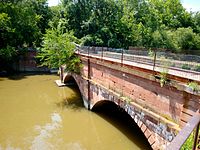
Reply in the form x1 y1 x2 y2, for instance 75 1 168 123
77 46 200 71
167 112 200 150
76 46 200 82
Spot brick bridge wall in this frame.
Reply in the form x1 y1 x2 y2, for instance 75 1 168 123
63 54 200 150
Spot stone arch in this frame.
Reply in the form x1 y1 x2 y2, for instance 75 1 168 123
63 73 74 84
62 73 169 149
63 73 90 109
91 99 153 149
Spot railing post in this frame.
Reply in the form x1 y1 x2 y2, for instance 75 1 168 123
101 47 103 60
193 122 200 150
60 66 64 83
153 49 157 72
121 49 124 64
87 47 90 56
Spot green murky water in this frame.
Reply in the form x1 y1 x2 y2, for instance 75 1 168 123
0 74 151 150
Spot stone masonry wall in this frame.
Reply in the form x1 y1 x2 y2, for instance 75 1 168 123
65 54 200 150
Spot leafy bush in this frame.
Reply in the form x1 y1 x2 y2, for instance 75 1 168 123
181 64 191 70
108 38 121 48
193 65 200 72
82 35 104 47
148 49 154 57
173 28 197 52
188 82 199 92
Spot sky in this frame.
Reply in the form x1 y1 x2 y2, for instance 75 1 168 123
182 0 200 12
47 0 60 7
47 0 200 12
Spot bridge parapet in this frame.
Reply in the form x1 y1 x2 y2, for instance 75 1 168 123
77 46 200 82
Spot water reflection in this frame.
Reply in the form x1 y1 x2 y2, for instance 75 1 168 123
56 87 83 110
0 74 152 150
30 113 62 150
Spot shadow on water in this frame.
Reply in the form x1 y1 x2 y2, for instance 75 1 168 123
0 72 53 80
92 101 153 150
56 83 84 111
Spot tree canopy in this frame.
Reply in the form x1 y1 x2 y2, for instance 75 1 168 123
59 0 200 53
0 0 52 60
1 0 200 72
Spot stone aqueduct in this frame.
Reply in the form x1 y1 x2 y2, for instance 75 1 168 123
62 48 200 150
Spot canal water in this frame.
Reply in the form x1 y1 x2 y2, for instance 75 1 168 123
0 74 151 150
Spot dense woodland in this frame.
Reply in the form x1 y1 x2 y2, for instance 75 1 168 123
0 0 200 70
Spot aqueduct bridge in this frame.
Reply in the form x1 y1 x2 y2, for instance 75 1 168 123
62 47 200 150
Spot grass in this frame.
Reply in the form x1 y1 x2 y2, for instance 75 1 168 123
181 132 194 150
181 128 200 150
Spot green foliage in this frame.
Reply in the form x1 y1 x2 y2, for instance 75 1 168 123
173 28 197 51
192 12 200 34
181 129 200 150
0 0 52 64
0 46 16 60
37 20 81 73
0 0 53 72
159 59 169 87
194 65 200 72
1 0 200 72
181 64 191 70
187 82 199 92
159 71 168 87
82 35 104 47
148 49 154 57
57 0 200 52
181 132 193 150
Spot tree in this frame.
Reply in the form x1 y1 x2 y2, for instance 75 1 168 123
0 0 52 71
58 0 200 51
37 19 81 73
192 12 200 34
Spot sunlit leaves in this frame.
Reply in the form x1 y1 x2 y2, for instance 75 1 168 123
37 20 81 73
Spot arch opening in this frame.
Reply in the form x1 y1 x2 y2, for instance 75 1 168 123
92 100 152 150
63 74 76 85
56 75 84 110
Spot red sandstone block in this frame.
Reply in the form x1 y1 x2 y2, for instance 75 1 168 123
144 128 151 138
137 120 143 127
148 135 155 145
179 120 187 128
141 123 147 132
151 142 159 150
